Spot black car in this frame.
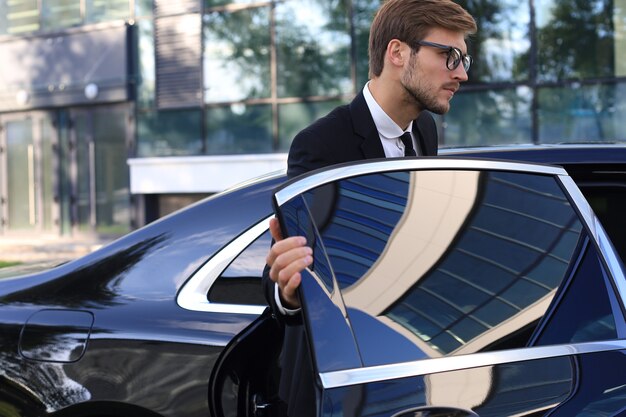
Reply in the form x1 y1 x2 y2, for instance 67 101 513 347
1 145 625 417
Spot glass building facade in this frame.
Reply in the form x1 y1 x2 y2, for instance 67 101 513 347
132 0 626 153
0 0 626 236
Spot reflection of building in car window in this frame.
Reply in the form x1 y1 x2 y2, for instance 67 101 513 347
306 170 617 360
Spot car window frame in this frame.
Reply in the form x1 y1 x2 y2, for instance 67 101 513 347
177 215 271 315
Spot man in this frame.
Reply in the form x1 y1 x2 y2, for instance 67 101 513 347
267 0 477 312
264 1 476 415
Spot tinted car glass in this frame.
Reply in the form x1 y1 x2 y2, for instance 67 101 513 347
208 229 270 306
278 169 621 367
580 184 626 263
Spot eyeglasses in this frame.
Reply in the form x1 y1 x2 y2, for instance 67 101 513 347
412 40 473 72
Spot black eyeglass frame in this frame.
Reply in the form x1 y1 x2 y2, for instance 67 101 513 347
410 40 473 72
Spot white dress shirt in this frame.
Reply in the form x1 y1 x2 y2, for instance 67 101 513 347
362 81 419 156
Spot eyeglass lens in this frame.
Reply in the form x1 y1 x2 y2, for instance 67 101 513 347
447 48 471 72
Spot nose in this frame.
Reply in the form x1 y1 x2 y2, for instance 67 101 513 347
453 64 469 82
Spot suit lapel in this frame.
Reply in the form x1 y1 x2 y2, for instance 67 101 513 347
349 91 386 159
412 119 426 156
413 111 438 156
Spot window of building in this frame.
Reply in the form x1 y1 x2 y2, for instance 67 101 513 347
535 0 615 82
462 0 531 83
85 0 130 24
277 100 344 151
444 87 533 146
538 82 626 143
203 6 271 103
1 0 40 34
274 0 352 98
205 104 273 154
137 109 203 157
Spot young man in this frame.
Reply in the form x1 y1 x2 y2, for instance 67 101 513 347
266 0 477 312
264 2 477 415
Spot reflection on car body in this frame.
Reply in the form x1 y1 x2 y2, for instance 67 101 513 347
0 145 625 417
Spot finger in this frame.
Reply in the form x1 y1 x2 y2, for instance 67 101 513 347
275 250 312 286
266 235 307 268
269 217 284 241
280 273 302 309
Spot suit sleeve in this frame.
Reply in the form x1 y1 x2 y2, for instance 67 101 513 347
287 131 323 178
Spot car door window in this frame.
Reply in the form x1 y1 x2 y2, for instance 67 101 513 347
208 229 271 306
276 168 623 369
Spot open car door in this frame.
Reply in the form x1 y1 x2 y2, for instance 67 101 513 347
273 158 626 417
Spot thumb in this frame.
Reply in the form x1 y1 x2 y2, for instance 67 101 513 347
269 217 284 241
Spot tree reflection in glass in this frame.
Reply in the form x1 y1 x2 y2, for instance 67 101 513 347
275 0 352 97
203 6 271 103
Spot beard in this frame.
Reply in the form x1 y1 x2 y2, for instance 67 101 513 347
401 56 451 115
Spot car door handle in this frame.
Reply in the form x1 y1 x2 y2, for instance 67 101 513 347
391 406 480 417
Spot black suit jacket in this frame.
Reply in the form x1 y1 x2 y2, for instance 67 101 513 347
287 91 439 178
264 91 439 416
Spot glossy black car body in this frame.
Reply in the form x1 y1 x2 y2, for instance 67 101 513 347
0 144 625 417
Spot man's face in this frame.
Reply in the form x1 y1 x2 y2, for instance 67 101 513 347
401 27 469 114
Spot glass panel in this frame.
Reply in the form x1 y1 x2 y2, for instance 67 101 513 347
135 0 152 17
86 0 130 24
208 230 270 305
6 119 35 231
353 0 380 88
74 114 92 232
457 0 530 82
278 99 345 151
205 0 258 8
40 116 56 232
581 185 626 264
41 0 82 31
616 0 626 77
443 87 532 147
536 0 614 81
279 169 619 367
58 111 73 236
205 104 272 154
136 109 203 157
537 82 626 143
203 6 271 103
533 242 617 345
275 0 352 98
136 19 156 109
93 108 130 235
1 0 39 34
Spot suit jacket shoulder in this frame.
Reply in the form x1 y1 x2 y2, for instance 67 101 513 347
287 92 384 178
287 92 439 178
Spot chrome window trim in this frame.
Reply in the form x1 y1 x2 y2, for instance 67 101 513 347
274 158 566 206
177 215 272 315
319 339 626 389
558 175 626 309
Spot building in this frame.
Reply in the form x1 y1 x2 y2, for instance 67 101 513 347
0 0 625 240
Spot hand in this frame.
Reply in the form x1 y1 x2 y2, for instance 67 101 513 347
266 217 313 309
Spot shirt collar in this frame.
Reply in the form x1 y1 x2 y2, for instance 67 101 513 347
363 82 413 139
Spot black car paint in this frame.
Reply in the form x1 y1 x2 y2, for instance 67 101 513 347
0 174 283 417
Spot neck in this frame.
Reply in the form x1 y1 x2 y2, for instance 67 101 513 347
368 78 421 130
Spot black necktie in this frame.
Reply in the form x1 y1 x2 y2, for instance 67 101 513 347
400 132 416 156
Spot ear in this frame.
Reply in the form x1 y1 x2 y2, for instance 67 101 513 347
385 39 410 69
